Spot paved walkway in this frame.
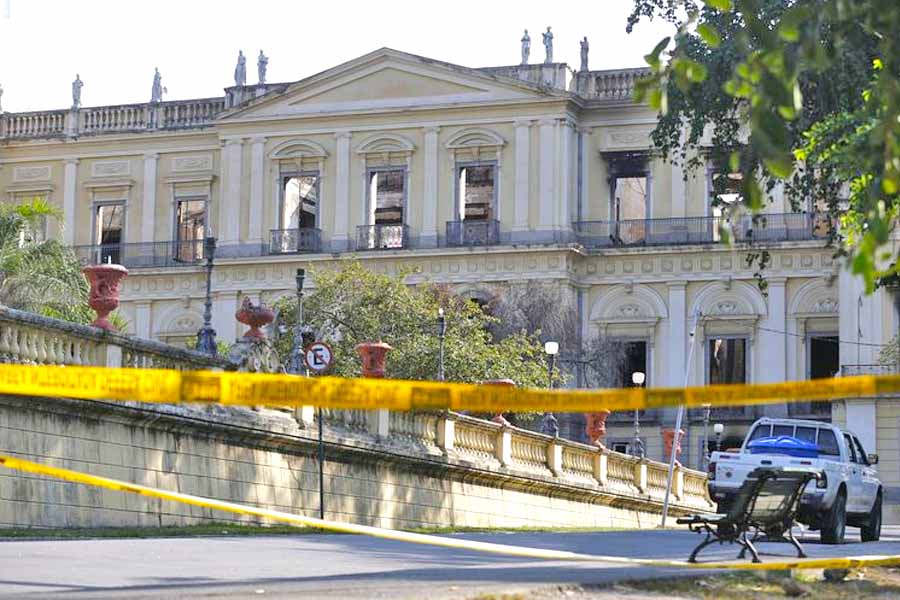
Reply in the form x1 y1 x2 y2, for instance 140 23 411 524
2 526 899 599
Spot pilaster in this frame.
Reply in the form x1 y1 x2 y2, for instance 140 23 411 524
134 300 152 339
513 119 532 235
211 290 239 344
248 136 266 246
421 127 440 247
665 282 687 423
62 158 79 246
141 153 158 244
220 139 243 248
332 131 352 251
537 118 556 233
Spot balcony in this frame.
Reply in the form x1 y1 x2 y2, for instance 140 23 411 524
269 228 322 254
446 219 500 247
356 224 409 251
573 213 827 249
73 240 206 269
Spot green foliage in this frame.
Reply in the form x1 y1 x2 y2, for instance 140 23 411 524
0 198 100 325
630 0 900 292
272 262 554 388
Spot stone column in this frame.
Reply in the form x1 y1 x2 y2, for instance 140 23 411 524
537 118 557 236
758 278 787 415
557 120 573 238
421 127 440 248
62 158 79 245
141 153 158 244
220 139 243 250
670 125 687 218
332 131 352 251
247 136 266 248
513 120 532 237
134 300 152 339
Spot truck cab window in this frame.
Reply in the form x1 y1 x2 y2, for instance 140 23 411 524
843 434 858 463
773 425 794 437
747 424 771 441
852 437 870 465
817 429 840 457
795 427 817 444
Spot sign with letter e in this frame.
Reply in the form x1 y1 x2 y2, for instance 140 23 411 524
304 342 334 374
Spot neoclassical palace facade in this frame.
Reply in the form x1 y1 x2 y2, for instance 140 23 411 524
0 47 897 474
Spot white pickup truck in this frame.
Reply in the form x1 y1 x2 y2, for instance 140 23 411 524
708 418 882 544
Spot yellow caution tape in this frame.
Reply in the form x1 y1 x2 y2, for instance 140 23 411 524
0 363 898 413
1 453 898 571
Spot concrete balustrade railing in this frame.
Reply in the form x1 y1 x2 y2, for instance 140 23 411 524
315 407 712 512
0 306 231 371
1 97 227 140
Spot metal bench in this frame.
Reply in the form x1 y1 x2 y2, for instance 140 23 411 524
677 467 820 563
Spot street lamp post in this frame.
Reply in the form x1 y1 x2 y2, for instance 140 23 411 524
631 371 645 458
195 236 217 356
714 423 725 453
437 308 446 382
702 404 712 469
290 268 307 375
545 341 559 389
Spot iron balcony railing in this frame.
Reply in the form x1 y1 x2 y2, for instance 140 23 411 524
841 364 898 377
446 219 500 247
73 240 206 269
356 224 409 250
269 228 322 254
573 213 830 248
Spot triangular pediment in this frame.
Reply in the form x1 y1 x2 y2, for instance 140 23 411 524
220 48 559 121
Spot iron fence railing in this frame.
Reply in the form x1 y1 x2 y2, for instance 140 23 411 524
73 240 206 269
269 228 322 254
446 219 500 247
356 224 409 250
841 364 898 377
574 213 828 248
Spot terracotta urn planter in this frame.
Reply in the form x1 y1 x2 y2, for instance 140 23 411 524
663 428 686 462
235 297 275 340
356 341 392 378
584 410 611 446
82 264 128 331
482 378 515 425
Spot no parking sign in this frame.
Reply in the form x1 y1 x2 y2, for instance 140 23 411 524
303 342 334 374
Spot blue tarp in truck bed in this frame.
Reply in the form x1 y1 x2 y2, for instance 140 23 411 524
747 436 819 458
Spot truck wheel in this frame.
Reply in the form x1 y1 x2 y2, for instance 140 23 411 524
861 493 882 542
821 490 846 544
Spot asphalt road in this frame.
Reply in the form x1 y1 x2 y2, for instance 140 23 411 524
2 526 900 599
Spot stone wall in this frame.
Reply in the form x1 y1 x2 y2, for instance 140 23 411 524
0 395 712 531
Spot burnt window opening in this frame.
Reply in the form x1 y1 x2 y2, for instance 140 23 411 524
708 337 747 384
174 198 206 262
282 174 319 230
604 151 650 244
369 169 405 226
95 202 125 264
457 164 496 221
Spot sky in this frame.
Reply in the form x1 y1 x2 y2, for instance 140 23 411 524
0 0 673 113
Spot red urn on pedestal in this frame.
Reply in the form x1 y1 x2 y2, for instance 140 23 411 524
356 341 392 378
482 378 516 426
235 297 276 340
82 264 128 331
584 410 611 446
663 428 686 463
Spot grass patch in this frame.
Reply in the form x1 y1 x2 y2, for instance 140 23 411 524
0 523 325 540
614 568 900 599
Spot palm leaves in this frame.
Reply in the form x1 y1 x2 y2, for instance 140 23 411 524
0 198 94 324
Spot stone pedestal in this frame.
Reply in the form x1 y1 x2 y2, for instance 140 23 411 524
82 264 128 331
